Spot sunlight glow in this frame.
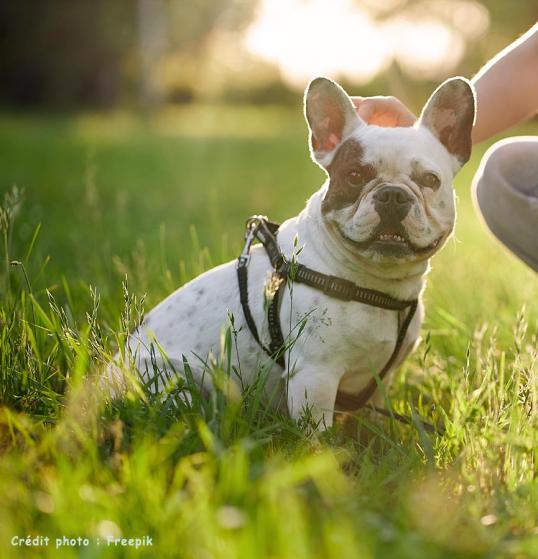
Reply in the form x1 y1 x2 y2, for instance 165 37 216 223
245 0 391 87
386 17 465 79
245 0 489 88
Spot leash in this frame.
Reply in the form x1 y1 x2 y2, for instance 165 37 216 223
236 215 418 413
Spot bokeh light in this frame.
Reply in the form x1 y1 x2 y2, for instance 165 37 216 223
245 0 490 87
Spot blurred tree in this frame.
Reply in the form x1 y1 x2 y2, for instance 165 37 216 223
139 0 167 108
0 1 135 108
0 0 536 109
347 0 538 114
360 0 538 75
0 0 257 109
137 0 257 107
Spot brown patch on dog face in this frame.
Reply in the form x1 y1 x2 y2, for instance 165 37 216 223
322 138 377 213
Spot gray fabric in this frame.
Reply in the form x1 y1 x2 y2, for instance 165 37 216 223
472 137 538 272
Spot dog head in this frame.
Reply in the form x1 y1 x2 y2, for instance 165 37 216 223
304 77 475 265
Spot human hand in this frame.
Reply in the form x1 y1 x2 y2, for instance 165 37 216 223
351 96 416 127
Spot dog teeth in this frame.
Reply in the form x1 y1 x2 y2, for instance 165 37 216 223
378 233 405 242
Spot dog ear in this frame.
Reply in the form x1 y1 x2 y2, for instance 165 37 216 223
418 77 476 166
304 77 363 167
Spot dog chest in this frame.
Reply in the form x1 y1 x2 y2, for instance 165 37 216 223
284 289 401 383
335 303 401 393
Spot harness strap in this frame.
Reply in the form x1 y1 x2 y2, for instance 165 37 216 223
289 265 413 310
237 217 286 368
236 215 419 411
266 273 286 367
254 218 414 312
237 263 266 352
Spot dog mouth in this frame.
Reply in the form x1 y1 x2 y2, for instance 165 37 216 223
340 224 442 255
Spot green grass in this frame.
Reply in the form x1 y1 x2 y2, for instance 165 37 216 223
0 106 537 559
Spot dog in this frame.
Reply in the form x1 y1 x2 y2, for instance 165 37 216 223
113 76 475 429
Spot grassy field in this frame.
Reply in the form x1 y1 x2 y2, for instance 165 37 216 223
0 106 537 559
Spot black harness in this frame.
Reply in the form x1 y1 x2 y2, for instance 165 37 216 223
236 215 418 412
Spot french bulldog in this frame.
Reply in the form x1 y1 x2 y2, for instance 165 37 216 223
113 76 475 429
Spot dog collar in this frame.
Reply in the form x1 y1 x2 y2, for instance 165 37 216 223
236 215 418 411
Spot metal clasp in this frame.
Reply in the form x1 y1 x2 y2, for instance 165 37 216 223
245 215 265 231
237 216 262 268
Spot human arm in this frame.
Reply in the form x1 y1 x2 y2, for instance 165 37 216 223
471 23 538 143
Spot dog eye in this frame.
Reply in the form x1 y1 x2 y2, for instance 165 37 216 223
347 170 364 187
419 172 441 190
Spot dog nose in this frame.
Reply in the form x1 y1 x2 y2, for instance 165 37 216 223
374 185 413 222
